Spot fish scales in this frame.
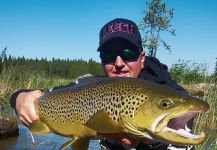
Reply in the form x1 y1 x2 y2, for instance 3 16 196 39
38 78 145 124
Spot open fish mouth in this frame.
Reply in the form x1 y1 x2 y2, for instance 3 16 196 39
150 111 206 145
165 112 204 138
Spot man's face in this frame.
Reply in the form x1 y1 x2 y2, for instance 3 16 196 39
100 39 145 78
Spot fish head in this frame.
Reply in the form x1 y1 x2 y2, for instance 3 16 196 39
120 85 209 145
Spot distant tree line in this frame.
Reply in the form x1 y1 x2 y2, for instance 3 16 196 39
0 54 105 79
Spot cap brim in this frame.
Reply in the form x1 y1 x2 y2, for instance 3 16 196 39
97 36 138 52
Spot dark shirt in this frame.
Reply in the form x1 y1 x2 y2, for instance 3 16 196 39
10 56 194 150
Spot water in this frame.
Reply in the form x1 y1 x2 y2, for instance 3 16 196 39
0 124 101 150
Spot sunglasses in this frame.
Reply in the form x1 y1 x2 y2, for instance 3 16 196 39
100 49 141 64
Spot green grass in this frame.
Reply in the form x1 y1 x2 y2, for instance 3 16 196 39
193 75 217 150
0 68 72 114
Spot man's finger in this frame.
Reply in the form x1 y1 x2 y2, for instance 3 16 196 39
27 104 39 121
19 112 33 125
19 115 30 127
32 90 43 98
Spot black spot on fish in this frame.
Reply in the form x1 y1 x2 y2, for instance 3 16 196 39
115 110 118 116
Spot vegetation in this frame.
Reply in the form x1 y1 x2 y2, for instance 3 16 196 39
193 75 217 150
140 0 175 57
0 56 104 80
169 59 212 84
0 52 104 114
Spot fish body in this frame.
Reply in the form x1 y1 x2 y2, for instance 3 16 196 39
30 77 209 150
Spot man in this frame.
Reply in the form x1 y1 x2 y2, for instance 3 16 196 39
10 18 193 149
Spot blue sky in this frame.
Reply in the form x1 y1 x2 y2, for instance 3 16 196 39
0 0 216 74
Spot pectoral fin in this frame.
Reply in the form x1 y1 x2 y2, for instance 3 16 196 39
72 137 89 150
60 137 89 150
29 120 51 134
85 110 123 133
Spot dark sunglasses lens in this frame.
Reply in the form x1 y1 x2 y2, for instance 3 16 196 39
100 49 140 64
100 51 116 64
121 49 140 61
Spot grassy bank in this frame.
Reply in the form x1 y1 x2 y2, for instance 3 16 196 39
0 68 71 114
192 75 217 150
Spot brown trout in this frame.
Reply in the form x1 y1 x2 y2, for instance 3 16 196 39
29 77 209 150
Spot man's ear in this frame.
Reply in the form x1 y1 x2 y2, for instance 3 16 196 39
140 51 145 69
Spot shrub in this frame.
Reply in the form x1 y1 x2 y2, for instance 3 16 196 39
169 59 211 84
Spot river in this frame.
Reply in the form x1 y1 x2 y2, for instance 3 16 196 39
0 124 101 150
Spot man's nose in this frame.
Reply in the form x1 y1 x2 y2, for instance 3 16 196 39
114 56 125 67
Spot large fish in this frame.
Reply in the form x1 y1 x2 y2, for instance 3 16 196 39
30 77 209 150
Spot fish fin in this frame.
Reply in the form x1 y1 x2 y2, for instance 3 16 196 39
60 137 78 150
72 138 89 150
75 76 124 88
85 110 123 133
76 76 108 85
60 137 89 150
29 120 51 134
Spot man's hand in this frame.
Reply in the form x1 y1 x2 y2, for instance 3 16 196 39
118 134 140 147
16 90 43 126
104 133 141 147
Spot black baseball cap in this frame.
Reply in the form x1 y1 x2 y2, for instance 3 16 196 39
97 18 143 52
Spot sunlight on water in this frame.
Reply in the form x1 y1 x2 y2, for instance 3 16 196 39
0 124 101 150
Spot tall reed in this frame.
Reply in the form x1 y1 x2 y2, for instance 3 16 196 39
193 75 217 150
0 67 71 114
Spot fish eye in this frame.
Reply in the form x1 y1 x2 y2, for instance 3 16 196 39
160 99 173 108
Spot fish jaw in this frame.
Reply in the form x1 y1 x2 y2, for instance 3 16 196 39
120 114 153 140
154 126 205 145
151 111 206 145
154 110 195 133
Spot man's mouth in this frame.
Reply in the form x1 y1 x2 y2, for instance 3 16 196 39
114 71 128 76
